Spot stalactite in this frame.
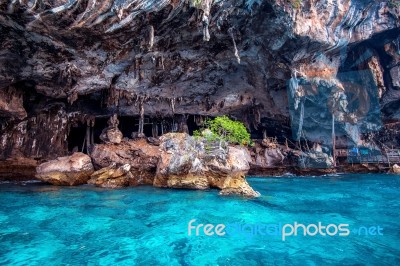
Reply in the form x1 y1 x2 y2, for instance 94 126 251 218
296 99 305 141
90 123 94 146
202 14 210 42
138 100 145 137
217 10 228 30
71 0 116 29
160 55 165 70
148 25 154 50
117 6 124 20
81 134 86 153
85 123 90 153
290 71 300 110
228 28 240 64
36 0 79 18
29 0 41 12
152 121 158 137
170 98 175 113
253 107 261 130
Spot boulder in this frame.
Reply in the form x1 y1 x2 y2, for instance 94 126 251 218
153 133 260 197
36 152 94 185
100 127 123 144
90 138 159 185
392 164 400 174
264 148 285 167
88 163 135 188
299 151 334 169
99 114 123 144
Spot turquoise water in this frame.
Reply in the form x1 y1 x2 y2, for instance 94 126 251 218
0 174 399 265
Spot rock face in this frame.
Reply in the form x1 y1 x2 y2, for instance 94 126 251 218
0 1 399 176
154 133 259 197
36 152 94 185
88 163 135 188
99 114 123 144
90 139 159 185
0 87 26 120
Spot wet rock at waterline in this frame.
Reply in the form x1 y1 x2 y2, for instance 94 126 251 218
35 152 94 186
392 164 400 174
154 133 260 197
35 134 259 196
0 0 399 181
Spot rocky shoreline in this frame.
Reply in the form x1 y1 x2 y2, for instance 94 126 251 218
1 1 399 193
2 130 398 198
33 132 260 197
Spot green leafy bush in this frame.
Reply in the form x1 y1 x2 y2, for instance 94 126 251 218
200 116 252 146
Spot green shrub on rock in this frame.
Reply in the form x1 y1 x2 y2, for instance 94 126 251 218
195 116 252 146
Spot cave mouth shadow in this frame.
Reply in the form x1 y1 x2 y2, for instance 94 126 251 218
66 114 202 152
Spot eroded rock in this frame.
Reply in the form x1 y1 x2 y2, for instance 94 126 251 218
90 138 159 185
392 164 400 174
154 133 260 197
99 114 123 144
88 163 135 188
36 152 94 185
0 87 26 120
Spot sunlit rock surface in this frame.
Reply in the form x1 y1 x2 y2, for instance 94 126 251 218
35 152 94 185
154 133 259 197
90 138 159 185
88 163 135 188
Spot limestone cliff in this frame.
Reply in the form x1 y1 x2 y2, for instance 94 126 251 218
0 1 399 169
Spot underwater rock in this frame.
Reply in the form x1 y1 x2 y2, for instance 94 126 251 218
35 152 94 186
154 133 259 197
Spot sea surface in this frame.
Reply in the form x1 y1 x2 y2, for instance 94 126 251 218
0 174 399 265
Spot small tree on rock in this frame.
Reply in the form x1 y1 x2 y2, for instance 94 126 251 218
194 116 252 146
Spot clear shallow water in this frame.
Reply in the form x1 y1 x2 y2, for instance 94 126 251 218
0 174 399 265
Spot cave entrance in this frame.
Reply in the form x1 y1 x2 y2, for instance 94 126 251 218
118 116 138 138
77 114 204 142
187 115 201 135
118 116 153 137
67 123 86 153
93 117 108 144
